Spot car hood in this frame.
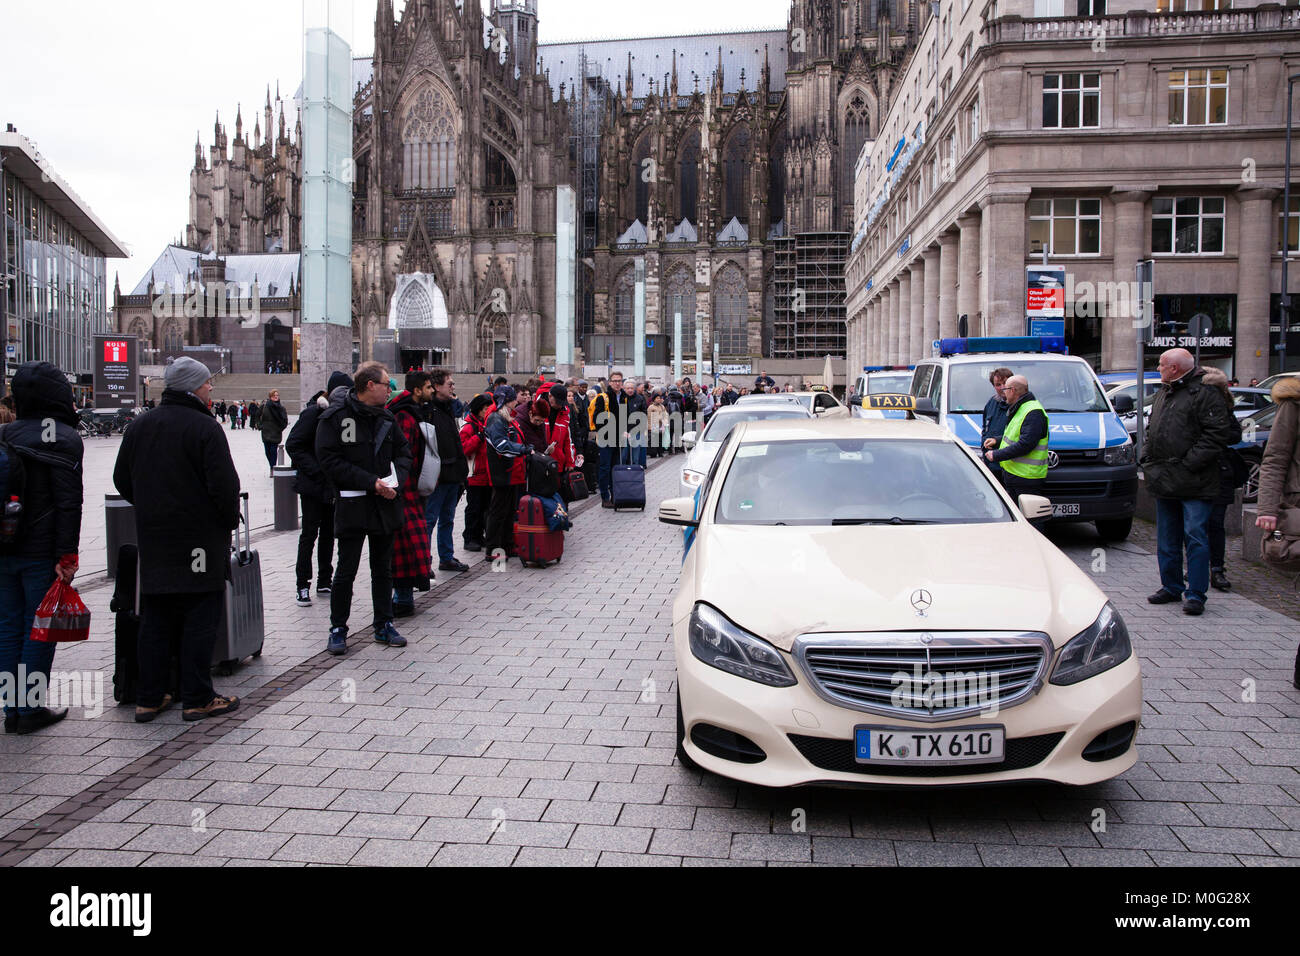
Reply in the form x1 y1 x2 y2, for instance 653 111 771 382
691 522 1103 651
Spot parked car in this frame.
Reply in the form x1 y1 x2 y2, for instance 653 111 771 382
1233 404 1277 503
1228 386 1274 419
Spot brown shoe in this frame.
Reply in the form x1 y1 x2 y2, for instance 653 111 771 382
135 694 174 723
182 695 240 722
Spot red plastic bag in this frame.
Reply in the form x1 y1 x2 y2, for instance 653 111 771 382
30 580 91 643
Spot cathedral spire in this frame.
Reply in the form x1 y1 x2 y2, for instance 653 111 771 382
235 104 243 143
626 52 634 98
671 49 678 99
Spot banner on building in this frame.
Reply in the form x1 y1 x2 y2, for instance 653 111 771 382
93 335 140 409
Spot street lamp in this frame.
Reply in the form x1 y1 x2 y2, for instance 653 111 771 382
1280 72 1300 375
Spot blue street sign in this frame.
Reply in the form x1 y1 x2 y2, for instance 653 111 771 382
1029 319 1066 338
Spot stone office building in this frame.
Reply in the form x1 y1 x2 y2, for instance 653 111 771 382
845 1 1300 382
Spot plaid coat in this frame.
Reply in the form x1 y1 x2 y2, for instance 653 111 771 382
387 392 432 592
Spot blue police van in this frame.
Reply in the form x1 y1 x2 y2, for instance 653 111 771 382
907 337 1138 541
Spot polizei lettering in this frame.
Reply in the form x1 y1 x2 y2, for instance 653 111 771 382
49 886 152 937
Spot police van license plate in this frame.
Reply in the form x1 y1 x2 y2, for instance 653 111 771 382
854 726 1005 765
1052 503 1080 516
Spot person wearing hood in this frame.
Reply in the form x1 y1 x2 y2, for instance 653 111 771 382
546 383 578 475
387 372 435 618
1139 348 1236 615
113 357 241 723
0 362 84 734
483 386 530 562
1254 373 1300 687
260 389 290 476
315 362 412 655
1200 367 1243 592
422 370 471 575
286 371 352 606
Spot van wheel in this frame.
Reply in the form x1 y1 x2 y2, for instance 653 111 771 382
1096 518 1132 542
675 689 699 771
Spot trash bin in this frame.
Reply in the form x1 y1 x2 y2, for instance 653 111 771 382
105 494 137 579
272 466 299 532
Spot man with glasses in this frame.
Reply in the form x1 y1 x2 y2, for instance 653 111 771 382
590 371 630 508
315 362 412 655
1139 348 1235 616
981 367 1015 453
984 375 1049 517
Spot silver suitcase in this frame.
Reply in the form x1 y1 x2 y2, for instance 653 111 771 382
213 492 265 674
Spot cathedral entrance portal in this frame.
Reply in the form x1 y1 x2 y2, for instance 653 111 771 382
493 341 508 374
389 273 450 369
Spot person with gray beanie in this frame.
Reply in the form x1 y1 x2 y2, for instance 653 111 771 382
113 356 241 722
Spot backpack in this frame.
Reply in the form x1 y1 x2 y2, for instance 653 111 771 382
416 421 441 496
0 427 29 546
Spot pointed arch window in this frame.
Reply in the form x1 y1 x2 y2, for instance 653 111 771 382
713 264 748 356
613 267 635 335
768 127 787 227
631 134 652 225
402 86 457 191
723 126 751 224
664 267 697 343
678 131 700 224
842 93 871 225
163 320 183 354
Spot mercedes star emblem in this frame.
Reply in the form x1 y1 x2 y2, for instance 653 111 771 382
911 589 933 615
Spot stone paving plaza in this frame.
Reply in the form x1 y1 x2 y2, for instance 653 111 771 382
1 424 1298 867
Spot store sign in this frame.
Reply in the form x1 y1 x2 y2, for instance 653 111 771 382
719 363 753 375
1148 335 1235 350
93 335 140 409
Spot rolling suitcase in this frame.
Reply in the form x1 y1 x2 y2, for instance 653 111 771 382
111 544 180 705
213 492 265 675
611 447 646 512
514 466 564 567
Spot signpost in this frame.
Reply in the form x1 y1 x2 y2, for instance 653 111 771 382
93 335 140 410
1135 259 1155 459
1026 266 1066 338
1187 312 1213 370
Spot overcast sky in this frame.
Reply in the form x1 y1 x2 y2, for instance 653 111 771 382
2 0 790 305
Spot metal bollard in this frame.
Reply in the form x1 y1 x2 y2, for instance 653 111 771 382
105 494 137 578
272 466 299 531
277 444 286 465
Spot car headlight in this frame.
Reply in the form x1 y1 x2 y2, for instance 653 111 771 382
1050 602 1132 686
688 604 797 687
1103 441 1135 466
682 468 705 488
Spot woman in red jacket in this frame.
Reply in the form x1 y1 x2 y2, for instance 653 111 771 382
459 393 495 552
545 384 578 475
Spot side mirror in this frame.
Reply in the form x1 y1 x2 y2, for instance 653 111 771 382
659 497 699 528
1112 394 1135 414
1018 494 1053 521
913 397 938 418
682 431 697 449
813 404 826 415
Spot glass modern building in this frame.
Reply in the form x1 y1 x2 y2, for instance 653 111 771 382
2 126 127 385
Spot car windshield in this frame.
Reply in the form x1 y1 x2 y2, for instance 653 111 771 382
699 408 809 443
715 438 1013 525
868 374 913 394
1245 406 1277 430
948 361 1109 414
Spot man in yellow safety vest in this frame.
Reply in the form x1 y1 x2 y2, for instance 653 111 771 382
983 375 1050 509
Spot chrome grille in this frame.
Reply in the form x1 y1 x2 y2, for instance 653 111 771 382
792 632 1052 721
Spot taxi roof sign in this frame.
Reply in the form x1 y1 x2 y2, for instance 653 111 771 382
864 393 916 411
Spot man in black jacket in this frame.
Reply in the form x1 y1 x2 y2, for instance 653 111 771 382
260 389 289 476
1140 348 1236 615
286 371 352 606
315 362 412 655
590 372 630 507
0 362 83 734
423 370 471 573
113 357 241 723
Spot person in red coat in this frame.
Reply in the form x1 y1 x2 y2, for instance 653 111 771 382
459 393 495 552
483 387 530 562
546 383 578 475
386 375 435 617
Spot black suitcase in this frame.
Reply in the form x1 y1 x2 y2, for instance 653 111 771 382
560 470 590 503
111 544 180 705
213 493 265 675
612 459 646 512
527 452 560 499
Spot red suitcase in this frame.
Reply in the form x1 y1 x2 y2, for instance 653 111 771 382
514 493 564 567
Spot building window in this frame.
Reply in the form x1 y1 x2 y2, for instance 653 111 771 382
1279 195 1300 253
940 73 952 107
942 11 952 49
965 98 980 149
664 267 697 342
1152 196 1224 255
1043 73 1100 128
632 133 652 225
959 38 972 74
1158 0 1230 10
678 130 701 223
1028 198 1102 256
713 264 748 356
401 86 457 190
1078 0 1107 12
613 268 635 335
943 131 956 179
723 125 751 224
1168 68 1228 126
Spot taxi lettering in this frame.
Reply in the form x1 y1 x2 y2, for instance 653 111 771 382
866 394 915 410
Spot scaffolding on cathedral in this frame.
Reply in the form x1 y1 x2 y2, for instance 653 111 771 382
569 49 607 346
772 233 849 360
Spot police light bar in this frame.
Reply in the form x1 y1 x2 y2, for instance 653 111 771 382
862 365 914 372
938 336 1069 357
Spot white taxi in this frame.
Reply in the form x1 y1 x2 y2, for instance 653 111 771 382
659 414 1142 788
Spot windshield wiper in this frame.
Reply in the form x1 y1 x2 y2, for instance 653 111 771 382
831 517 936 525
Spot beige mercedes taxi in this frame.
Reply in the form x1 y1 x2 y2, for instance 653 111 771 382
658 415 1142 788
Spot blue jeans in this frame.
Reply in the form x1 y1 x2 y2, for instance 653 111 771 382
425 483 463 564
598 445 617 500
0 556 59 716
1155 497 1213 604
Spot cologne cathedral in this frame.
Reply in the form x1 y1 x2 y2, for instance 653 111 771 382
177 0 925 372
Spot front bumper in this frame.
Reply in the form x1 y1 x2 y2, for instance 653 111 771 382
1041 463 1138 523
675 623 1142 788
